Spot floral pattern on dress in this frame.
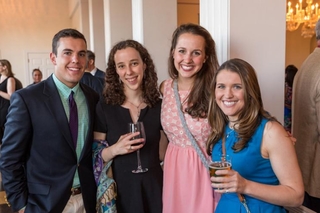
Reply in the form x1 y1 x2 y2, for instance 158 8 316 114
161 79 210 150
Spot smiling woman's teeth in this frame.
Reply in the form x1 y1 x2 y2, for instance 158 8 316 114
181 65 193 71
223 101 236 106
127 77 137 82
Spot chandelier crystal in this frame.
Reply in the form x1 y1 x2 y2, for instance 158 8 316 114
286 0 320 38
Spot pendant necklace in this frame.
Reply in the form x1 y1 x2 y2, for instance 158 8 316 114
127 99 144 122
226 124 235 138
226 129 234 138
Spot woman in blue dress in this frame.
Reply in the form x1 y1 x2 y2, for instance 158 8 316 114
206 58 304 213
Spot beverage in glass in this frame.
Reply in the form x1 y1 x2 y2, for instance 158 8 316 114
209 154 231 189
128 122 148 173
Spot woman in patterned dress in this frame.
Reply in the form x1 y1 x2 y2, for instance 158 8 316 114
161 23 220 213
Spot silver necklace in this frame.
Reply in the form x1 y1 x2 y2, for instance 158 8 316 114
127 99 143 121
226 129 234 138
226 124 235 138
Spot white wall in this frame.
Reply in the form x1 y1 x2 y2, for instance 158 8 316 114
143 0 177 83
0 0 72 87
88 0 106 70
105 0 133 50
229 0 286 121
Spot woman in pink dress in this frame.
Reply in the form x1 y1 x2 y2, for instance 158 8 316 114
160 23 220 213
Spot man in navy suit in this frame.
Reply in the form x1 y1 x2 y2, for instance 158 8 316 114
80 71 104 98
86 50 106 79
0 29 99 213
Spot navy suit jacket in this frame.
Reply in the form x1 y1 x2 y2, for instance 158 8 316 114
80 72 104 98
94 68 105 79
0 75 98 213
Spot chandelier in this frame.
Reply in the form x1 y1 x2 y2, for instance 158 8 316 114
286 0 320 38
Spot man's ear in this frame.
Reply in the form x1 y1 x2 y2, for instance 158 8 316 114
50 53 57 65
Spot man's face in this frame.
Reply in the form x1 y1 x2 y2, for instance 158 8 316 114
50 37 87 88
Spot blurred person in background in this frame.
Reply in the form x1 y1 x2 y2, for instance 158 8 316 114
284 64 298 133
0 59 16 142
292 19 320 213
87 50 105 79
28 68 43 86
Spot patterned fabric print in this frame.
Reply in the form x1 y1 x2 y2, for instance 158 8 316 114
284 83 293 132
93 140 117 213
97 181 117 213
161 79 211 150
284 83 293 108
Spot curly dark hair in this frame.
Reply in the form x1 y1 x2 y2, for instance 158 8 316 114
168 23 219 118
103 39 160 107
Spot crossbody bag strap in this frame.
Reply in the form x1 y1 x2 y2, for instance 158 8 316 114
173 80 209 170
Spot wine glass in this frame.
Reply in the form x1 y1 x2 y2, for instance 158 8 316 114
128 122 148 173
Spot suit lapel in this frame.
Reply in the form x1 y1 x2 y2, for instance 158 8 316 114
43 76 76 151
78 84 95 159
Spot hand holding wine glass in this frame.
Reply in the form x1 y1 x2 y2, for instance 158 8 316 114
128 122 148 173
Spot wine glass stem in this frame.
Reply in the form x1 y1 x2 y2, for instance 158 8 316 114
136 149 142 169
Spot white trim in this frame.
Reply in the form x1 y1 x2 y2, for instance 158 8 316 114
200 0 230 65
132 0 144 44
104 0 112 62
88 0 94 50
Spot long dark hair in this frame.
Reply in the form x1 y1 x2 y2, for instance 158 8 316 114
285 65 298 88
168 23 219 118
0 59 14 77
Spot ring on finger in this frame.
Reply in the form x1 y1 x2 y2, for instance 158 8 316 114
225 189 229 193
129 145 132 150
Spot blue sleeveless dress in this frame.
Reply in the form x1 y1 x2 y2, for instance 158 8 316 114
212 118 286 213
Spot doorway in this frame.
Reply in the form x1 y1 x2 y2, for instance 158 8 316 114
27 52 54 85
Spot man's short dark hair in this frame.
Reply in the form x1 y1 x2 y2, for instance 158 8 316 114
87 50 95 61
52 28 87 55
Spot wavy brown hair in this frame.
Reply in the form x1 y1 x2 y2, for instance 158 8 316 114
206 58 277 154
103 39 160 107
168 23 219 118
0 59 14 77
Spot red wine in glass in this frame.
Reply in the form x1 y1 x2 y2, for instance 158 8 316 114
128 122 148 173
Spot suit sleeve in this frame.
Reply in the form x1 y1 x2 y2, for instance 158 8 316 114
0 92 31 211
315 80 320 143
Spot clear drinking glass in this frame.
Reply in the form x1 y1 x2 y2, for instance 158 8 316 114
209 154 232 189
128 122 148 173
